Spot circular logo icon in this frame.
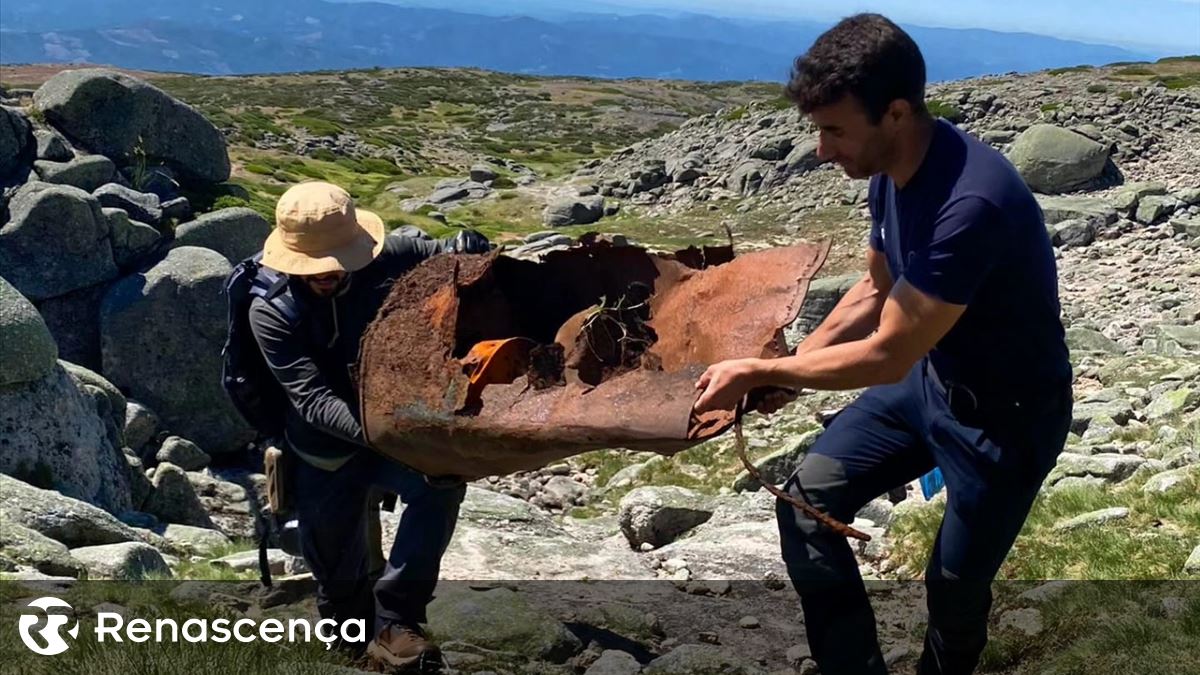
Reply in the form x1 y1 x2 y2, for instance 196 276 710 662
18 597 79 656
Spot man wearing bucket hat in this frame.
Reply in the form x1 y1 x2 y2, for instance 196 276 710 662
249 181 489 670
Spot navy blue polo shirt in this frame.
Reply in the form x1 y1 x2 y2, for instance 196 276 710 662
868 119 1071 397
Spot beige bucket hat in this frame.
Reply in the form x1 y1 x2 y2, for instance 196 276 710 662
261 181 385 275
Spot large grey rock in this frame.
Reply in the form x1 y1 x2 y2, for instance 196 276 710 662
0 513 86 577
1134 196 1176 225
1152 325 1200 355
469 164 498 183
211 548 288 575
105 208 162 269
156 436 212 471
33 69 230 184
124 398 162 451
386 487 654 580
1111 181 1166 211
32 281 108 369
1048 453 1147 484
1145 388 1198 420
145 463 215 528
0 366 132 513
1171 216 1200 239
1142 468 1193 495
782 139 821 174
1051 507 1130 531
667 153 706 184
791 273 860 337
585 650 643 675
543 195 605 226
34 129 73 162
0 276 58 386
1051 219 1096 248
0 105 34 179
426 587 582 662
0 182 116 301
170 207 269 262
70 541 170 580
1036 195 1118 226
644 644 767 675
1009 124 1108 194
157 523 231 556
34 155 117 192
184 471 254 539
427 178 490 204
93 183 162 225
618 486 715 549
727 161 766 195
62 360 127 450
1065 327 1125 355
101 247 253 454
0 473 138 546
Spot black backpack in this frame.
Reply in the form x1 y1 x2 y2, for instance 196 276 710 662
221 252 299 440
221 253 303 588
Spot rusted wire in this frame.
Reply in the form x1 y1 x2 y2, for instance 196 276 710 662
732 400 871 542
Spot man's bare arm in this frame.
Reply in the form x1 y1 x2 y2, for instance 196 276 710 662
794 247 893 355
693 279 966 411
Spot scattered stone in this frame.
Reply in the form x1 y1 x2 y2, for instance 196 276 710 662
544 195 606 226
34 155 117 192
145 463 215 529
644 644 766 675
618 487 715 548
70 541 170 580
426 586 583 663
156 436 212 471
34 129 73 162
93 183 162 225
1052 507 1130 531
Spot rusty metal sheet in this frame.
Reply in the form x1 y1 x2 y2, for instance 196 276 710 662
359 238 829 479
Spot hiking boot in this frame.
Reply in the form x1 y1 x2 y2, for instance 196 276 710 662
366 623 442 672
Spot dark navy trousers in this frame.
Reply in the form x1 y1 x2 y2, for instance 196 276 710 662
776 358 1071 675
292 449 465 640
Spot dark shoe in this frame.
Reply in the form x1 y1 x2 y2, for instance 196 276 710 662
366 623 442 672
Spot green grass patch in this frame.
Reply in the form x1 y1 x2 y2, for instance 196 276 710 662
1157 74 1200 89
1117 90 1134 102
1048 65 1094 75
290 115 342 137
1157 55 1200 63
1115 66 1156 77
244 163 274 176
723 106 748 121
1086 84 1109 94
1041 102 1063 113
890 467 1200 580
927 100 964 122
976 582 1200 674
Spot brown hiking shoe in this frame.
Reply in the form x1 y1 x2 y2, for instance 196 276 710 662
366 623 442 672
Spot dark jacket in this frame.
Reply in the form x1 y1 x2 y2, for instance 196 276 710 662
248 234 457 468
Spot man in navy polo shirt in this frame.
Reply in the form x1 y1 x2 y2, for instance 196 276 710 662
693 13 1073 675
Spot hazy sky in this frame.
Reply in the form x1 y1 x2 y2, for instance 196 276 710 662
605 0 1200 54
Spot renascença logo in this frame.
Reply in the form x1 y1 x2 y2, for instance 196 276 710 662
18 597 80 656
15 595 365 655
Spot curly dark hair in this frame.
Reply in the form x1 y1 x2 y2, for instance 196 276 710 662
785 14 928 123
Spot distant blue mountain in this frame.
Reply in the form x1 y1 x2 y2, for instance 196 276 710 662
0 0 1155 81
